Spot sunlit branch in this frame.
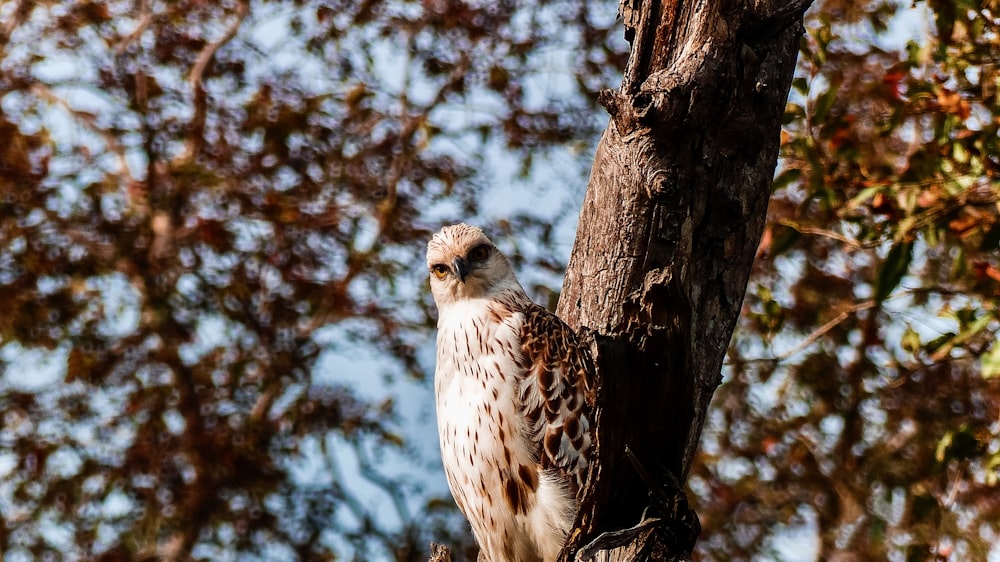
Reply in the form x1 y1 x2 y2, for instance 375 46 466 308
775 219 875 250
180 0 250 164
115 0 155 54
733 299 877 366
188 1 249 93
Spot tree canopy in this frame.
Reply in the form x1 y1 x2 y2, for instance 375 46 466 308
0 1 998 561
694 2 1000 560
0 1 621 560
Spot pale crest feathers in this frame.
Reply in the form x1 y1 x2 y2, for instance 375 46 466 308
427 223 596 562
426 223 522 304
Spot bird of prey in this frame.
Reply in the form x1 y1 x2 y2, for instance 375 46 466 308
426 223 596 562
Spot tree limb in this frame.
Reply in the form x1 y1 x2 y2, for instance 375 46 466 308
557 0 807 559
181 0 249 163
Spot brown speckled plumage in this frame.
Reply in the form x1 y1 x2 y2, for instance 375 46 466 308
427 224 595 562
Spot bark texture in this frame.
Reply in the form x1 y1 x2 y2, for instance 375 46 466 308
554 0 810 560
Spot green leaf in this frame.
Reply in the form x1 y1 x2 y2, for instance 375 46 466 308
769 224 801 256
894 216 917 244
875 241 913 301
783 103 805 125
981 344 1000 380
869 517 886 543
935 427 980 464
924 331 956 356
756 285 773 302
955 307 978 329
771 168 802 192
901 325 921 354
843 184 883 213
792 76 809 95
987 455 1000 486
813 81 841 123
905 40 924 64
950 247 967 280
924 224 941 247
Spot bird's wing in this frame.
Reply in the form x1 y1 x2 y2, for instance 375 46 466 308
517 303 596 497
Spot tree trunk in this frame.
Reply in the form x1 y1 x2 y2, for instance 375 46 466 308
554 0 809 560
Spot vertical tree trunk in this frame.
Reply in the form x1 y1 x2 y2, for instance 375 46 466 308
555 1 810 560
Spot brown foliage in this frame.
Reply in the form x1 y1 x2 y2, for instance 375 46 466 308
694 1 1000 560
4 0 999 560
0 1 623 560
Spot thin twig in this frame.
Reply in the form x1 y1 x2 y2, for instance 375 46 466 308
180 0 249 163
775 219 874 250
116 0 155 54
188 1 249 92
729 281 984 369
734 300 876 366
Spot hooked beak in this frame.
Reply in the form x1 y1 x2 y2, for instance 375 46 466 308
452 257 469 283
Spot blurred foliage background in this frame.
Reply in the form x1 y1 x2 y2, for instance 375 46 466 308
694 1 1000 560
0 1 998 561
0 1 618 560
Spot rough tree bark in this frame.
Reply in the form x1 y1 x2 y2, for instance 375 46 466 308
554 0 810 560
429 0 810 560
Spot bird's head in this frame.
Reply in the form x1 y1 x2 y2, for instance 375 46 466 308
426 224 522 306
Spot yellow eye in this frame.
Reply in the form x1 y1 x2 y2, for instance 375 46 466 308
468 245 490 262
431 264 449 279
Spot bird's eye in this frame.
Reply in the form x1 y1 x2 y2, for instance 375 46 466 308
468 245 490 262
431 264 449 279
